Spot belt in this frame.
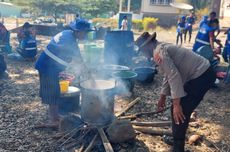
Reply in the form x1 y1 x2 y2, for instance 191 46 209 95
44 48 69 67
196 39 210 45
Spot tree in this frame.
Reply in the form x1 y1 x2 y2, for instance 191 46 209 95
80 0 118 18
31 0 81 22
187 0 212 10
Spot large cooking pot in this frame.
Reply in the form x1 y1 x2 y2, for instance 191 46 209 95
112 71 137 94
134 67 156 84
80 80 116 126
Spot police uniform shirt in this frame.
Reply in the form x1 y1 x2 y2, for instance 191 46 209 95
154 43 210 99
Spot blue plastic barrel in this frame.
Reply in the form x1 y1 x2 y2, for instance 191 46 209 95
104 31 134 65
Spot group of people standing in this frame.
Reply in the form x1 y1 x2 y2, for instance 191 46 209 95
176 12 195 45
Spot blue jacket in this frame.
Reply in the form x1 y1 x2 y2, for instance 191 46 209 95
193 24 214 52
227 28 230 55
185 16 195 30
177 22 185 33
20 35 37 58
35 30 81 73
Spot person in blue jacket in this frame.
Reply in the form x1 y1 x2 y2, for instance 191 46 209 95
17 31 37 59
176 16 186 46
193 19 219 52
184 12 195 43
0 23 12 54
35 19 92 127
222 28 230 63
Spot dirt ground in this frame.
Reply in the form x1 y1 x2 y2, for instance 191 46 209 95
0 25 230 152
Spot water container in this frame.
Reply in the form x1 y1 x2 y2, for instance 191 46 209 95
104 31 134 65
84 44 103 64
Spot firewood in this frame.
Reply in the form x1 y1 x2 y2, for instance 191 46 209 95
202 137 224 152
116 97 141 117
98 128 114 152
84 133 98 152
133 126 172 136
119 106 170 120
131 121 171 127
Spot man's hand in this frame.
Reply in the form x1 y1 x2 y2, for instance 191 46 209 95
157 94 166 112
173 98 185 125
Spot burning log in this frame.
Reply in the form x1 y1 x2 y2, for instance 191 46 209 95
116 97 141 117
98 128 114 152
133 126 172 136
131 121 171 127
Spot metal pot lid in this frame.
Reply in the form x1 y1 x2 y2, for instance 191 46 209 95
80 80 115 90
102 64 130 71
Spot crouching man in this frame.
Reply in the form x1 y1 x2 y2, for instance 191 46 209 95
136 32 216 152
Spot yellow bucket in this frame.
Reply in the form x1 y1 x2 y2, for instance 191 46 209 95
59 80 69 93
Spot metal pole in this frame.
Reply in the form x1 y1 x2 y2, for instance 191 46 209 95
127 0 131 12
119 0 123 12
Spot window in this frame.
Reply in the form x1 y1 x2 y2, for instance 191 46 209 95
150 0 172 5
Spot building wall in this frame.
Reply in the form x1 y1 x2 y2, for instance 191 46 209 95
220 0 230 18
141 0 180 27
141 0 178 14
0 2 21 17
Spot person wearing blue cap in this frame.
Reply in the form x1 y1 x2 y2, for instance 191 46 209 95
184 12 195 43
35 19 93 127
176 16 186 46
199 15 209 28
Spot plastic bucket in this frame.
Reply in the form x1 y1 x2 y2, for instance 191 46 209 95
112 71 137 93
59 80 69 93
134 67 156 84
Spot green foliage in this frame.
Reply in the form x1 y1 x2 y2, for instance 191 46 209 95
187 0 212 10
91 18 118 29
196 7 210 20
143 17 158 32
132 19 143 31
8 0 118 19
80 0 117 18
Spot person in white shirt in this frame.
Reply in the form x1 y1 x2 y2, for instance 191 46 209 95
120 16 128 30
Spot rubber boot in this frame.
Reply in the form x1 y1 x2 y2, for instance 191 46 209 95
173 140 185 152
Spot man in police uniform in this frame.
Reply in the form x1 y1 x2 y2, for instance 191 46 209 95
35 19 92 127
135 32 216 152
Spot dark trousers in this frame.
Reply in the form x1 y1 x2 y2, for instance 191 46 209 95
171 67 216 152
176 33 183 45
184 29 192 43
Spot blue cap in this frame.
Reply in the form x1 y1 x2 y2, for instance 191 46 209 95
181 15 186 20
203 15 208 19
69 19 93 31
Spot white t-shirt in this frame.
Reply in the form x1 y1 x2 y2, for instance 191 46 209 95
121 19 128 30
